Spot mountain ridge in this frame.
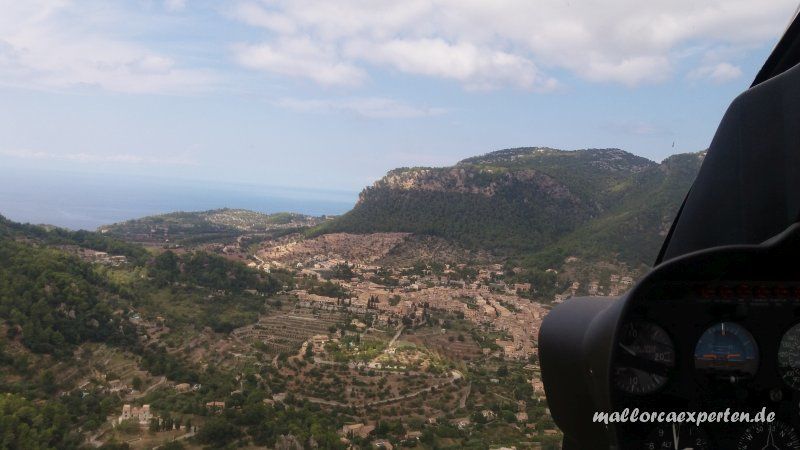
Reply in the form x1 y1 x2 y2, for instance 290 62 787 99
312 147 704 269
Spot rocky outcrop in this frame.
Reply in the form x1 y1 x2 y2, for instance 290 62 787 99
360 166 580 205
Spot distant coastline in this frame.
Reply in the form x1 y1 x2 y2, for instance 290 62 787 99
0 168 356 230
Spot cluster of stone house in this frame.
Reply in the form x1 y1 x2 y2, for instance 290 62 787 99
117 404 153 425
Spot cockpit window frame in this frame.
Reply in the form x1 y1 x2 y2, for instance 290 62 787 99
752 5 800 87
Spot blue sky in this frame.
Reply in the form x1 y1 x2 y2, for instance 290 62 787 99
1 0 798 192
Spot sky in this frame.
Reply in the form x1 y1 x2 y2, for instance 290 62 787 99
1 0 799 193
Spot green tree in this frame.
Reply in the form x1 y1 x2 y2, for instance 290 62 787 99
196 417 242 447
0 394 79 449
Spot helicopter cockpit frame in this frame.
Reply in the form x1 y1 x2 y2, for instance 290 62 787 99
539 8 800 450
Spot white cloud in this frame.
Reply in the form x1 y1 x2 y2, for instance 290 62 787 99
275 97 447 119
230 0 797 88
581 56 672 86
0 1 213 94
688 62 743 83
0 1 793 94
230 2 297 34
233 38 365 86
345 38 557 91
0 148 198 166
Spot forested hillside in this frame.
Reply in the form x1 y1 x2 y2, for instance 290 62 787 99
0 237 136 356
0 215 293 448
312 148 703 269
526 152 704 267
0 215 284 352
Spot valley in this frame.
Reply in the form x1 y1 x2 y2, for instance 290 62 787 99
0 147 700 450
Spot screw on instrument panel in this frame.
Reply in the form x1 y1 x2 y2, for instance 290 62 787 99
770 388 782 402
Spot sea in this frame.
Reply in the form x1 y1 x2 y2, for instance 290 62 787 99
0 167 358 231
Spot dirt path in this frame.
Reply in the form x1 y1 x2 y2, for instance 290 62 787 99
388 325 404 348
459 381 472 409
152 430 196 449
87 429 107 447
128 376 166 399
297 370 462 409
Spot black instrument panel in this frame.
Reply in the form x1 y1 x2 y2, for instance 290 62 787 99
613 281 800 449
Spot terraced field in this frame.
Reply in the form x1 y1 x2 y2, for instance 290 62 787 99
232 309 345 353
403 329 485 361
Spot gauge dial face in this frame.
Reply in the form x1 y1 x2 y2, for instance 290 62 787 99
645 423 710 450
779 323 800 390
737 421 800 450
613 321 675 395
694 322 759 379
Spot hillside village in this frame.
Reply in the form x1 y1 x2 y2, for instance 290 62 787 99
43 222 639 449
252 232 638 363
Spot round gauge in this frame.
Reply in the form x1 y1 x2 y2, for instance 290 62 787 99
645 423 710 450
737 421 800 449
694 322 759 379
779 323 800 390
613 321 675 395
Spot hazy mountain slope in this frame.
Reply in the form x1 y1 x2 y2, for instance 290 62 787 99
0 214 150 264
526 152 705 268
100 208 327 245
312 148 703 267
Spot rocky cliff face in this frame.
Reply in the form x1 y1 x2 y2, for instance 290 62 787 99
361 166 581 203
